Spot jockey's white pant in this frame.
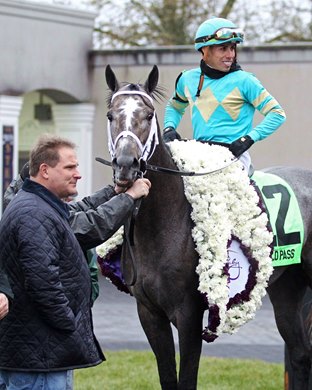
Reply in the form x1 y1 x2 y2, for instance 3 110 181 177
239 151 251 174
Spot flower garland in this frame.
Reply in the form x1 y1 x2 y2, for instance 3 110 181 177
97 140 274 341
97 226 124 260
168 140 273 341
96 226 130 294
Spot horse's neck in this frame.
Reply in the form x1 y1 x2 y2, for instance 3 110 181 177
149 141 179 175
139 141 190 239
146 141 185 198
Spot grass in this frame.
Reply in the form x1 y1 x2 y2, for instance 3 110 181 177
74 350 284 390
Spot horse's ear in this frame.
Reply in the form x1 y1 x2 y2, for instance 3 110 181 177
144 65 159 95
105 65 119 92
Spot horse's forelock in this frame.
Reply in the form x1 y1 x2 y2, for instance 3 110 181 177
128 83 140 91
106 83 141 108
106 80 165 109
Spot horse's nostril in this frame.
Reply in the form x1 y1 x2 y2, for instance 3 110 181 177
133 159 140 169
112 158 118 169
112 155 140 182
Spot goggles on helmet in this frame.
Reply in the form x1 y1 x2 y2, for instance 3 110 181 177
195 27 244 44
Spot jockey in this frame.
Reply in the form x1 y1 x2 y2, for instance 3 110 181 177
163 17 286 172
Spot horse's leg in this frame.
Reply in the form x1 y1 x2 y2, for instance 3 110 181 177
267 266 311 390
175 300 203 390
137 301 178 390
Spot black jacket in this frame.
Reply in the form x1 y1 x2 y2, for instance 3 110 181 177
1 176 136 303
0 179 106 371
3 174 135 251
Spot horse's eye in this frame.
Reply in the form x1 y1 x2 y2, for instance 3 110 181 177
147 113 154 121
107 112 113 121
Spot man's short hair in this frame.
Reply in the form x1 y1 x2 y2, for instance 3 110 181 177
29 134 76 177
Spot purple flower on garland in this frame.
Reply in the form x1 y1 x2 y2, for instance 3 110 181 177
97 246 130 294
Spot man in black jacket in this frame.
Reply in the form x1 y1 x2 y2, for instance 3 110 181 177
0 134 150 390
1 146 151 314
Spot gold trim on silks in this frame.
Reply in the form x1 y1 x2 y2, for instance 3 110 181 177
252 92 286 117
252 90 271 108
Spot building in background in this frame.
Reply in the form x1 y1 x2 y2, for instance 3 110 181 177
0 0 96 212
1 0 312 211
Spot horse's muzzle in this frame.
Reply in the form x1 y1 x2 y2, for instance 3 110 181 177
112 155 141 186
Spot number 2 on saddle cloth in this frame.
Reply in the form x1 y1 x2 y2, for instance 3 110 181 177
251 170 304 267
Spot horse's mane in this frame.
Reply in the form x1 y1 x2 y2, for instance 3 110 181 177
106 82 167 107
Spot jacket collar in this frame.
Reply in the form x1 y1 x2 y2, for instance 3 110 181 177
22 178 70 220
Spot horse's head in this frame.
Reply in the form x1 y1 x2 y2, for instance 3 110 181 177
105 65 160 188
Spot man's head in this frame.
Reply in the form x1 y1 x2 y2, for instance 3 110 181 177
29 134 81 199
195 17 244 72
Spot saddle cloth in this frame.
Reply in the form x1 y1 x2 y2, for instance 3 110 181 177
252 170 304 267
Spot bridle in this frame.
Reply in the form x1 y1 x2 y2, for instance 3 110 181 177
107 89 159 165
96 154 238 177
104 87 238 178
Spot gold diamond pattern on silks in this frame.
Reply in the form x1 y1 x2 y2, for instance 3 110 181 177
184 86 195 113
220 87 244 121
195 88 220 122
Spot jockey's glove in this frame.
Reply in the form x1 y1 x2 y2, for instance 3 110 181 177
20 161 30 180
229 135 254 158
163 127 181 143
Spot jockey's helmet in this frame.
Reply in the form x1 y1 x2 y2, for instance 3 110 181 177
194 17 244 52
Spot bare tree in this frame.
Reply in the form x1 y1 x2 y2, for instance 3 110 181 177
79 0 312 48
89 0 239 48
231 0 312 44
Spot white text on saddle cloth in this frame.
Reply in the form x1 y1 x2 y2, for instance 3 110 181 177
227 240 250 298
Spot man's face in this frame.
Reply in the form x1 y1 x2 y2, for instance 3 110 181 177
202 43 236 72
44 147 81 199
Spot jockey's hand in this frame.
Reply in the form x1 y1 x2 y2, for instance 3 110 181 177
229 135 254 158
163 127 181 143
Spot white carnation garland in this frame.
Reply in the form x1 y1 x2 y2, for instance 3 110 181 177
97 226 124 259
168 140 273 340
97 140 274 341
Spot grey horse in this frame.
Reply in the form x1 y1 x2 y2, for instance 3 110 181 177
103 64 312 390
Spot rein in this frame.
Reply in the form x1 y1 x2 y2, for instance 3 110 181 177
95 155 238 177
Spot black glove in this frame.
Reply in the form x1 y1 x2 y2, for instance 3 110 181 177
20 161 30 180
229 135 254 158
163 127 181 143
